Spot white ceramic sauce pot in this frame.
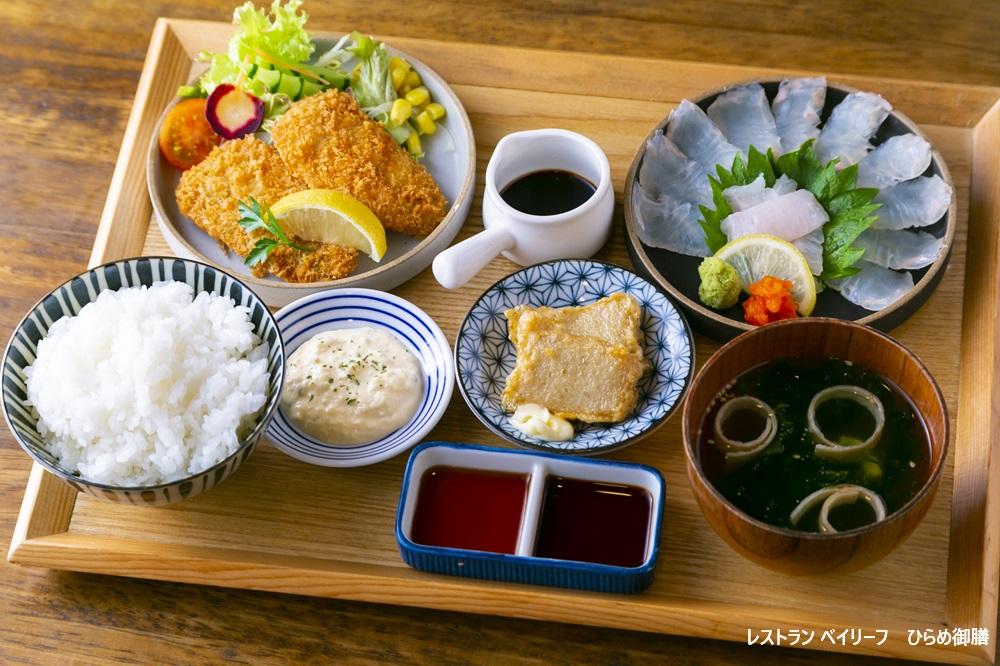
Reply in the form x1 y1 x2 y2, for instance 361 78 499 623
432 129 614 289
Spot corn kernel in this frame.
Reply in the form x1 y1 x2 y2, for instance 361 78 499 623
405 86 430 107
425 102 446 120
415 110 437 135
404 70 421 89
406 131 422 155
390 65 407 90
389 57 411 75
390 98 413 126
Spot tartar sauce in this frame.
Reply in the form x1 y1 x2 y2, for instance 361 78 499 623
280 327 423 445
509 403 574 441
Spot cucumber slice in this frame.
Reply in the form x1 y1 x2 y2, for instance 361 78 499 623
301 80 324 99
386 123 411 144
254 67 281 92
277 72 304 100
176 84 203 99
315 67 349 90
240 62 259 78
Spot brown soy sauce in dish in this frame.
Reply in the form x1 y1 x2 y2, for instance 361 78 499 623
534 476 651 567
410 466 527 554
500 170 596 216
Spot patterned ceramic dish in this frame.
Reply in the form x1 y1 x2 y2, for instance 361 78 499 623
454 259 694 454
265 288 454 467
1 257 285 506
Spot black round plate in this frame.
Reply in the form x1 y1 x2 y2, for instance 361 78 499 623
623 79 956 341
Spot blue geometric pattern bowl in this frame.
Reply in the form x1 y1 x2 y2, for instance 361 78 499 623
1 257 284 506
455 259 694 454
266 289 454 467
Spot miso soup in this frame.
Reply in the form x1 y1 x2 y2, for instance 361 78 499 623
697 357 930 533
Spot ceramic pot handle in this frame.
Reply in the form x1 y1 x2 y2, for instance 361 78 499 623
433 225 515 289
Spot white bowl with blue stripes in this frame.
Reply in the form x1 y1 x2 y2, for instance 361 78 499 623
266 289 454 467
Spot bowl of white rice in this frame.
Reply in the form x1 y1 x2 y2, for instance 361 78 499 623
2 257 284 505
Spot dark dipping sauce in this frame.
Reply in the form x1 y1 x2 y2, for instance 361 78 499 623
500 169 596 216
698 357 930 533
534 477 651 567
411 466 527 554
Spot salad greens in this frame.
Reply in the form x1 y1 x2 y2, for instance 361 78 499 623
344 32 426 153
229 0 314 65
178 1 445 157
698 140 880 282
186 1 349 123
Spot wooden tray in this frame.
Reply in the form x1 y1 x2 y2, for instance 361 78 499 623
9 18 1000 665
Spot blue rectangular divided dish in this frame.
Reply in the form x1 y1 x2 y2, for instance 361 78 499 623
395 442 666 594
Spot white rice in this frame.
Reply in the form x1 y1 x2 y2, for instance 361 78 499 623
25 281 269 487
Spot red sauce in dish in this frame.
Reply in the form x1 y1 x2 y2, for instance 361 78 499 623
534 477 651 567
410 466 527 554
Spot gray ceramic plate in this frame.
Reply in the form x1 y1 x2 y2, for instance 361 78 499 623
148 38 475 307
623 79 957 341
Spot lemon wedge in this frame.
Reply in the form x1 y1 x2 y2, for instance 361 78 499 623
269 189 387 262
715 233 817 316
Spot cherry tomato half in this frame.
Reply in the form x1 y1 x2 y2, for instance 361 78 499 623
158 98 221 170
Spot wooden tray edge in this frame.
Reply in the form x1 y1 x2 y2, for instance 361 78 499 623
8 532 991 665
946 97 1000 663
6 17 1000 666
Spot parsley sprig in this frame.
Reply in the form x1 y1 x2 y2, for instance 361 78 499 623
697 140 880 282
237 198 313 266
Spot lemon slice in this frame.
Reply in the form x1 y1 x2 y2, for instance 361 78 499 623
269 189 387 262
715 233 817 316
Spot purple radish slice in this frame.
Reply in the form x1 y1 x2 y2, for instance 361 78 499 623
205 84 264 139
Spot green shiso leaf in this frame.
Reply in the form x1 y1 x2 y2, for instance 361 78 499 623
777 140 880 281
697 139 880 282
698 175 731 253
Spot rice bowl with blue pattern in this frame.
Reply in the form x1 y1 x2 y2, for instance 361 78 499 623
266 288 453 467
455 259 694 454
1 257 285 506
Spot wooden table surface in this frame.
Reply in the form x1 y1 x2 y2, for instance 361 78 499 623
2 1 998 663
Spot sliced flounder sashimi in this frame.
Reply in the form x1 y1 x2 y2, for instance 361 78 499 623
721 189 829 242
815 92 892 167
856 134 932 189
632 188 711 257
773 174 798 195
722 175 797 212
772 77 826 154
854 228 943 270
707 84 782 156
872 175 952 230
827 260 914 311
722 174 774 211
666 100 739 177
792 228 825 276
638 131 712 205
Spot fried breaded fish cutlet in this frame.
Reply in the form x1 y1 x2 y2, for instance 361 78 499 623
270 90 448 237
501 294 647 423
176 137 358 283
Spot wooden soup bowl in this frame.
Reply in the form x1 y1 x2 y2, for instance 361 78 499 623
681 318 948 575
